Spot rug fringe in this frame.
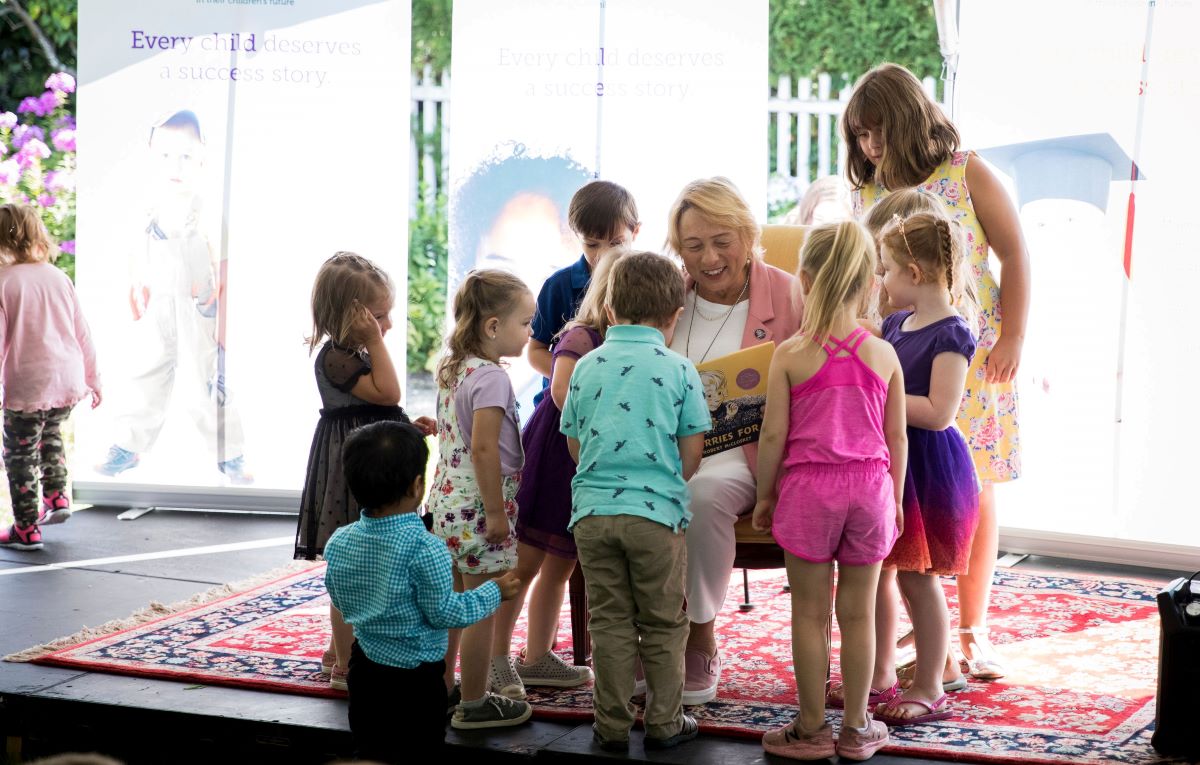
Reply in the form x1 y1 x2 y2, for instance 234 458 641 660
3 560 320 663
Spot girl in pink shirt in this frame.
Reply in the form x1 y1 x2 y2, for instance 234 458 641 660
0 204 101 551
753 221 907 761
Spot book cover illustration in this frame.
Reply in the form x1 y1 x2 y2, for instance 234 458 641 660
695 341 774 457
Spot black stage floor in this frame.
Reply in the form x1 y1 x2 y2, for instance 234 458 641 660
0 507 1182 764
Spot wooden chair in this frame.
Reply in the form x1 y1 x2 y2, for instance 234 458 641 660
566 224 809 662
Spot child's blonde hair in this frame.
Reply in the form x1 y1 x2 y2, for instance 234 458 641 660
437 269 530 389
798 221 876 348
879 212 979 324
308 251 394 353
561 247 630 338
842 63 960 191
0 203 57 265
863 189 945 237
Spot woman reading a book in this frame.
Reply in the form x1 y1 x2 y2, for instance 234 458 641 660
664 177 801 705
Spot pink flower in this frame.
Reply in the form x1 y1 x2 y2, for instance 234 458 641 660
17 97 44 116
39 91 60 115
15 138 50 169
943 183 960 203
51 128 75 153
45 72 76 94
0 111 15 130
12 124 44 150
971 417 1002 450
60 240 76 255
37 193 56 207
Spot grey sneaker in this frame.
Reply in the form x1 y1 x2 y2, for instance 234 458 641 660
517 650 593 688
450 692 532 730
489 655 526 700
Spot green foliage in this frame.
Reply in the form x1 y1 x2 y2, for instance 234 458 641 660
412 0 451 75
0 0 77 106
407 187 448 373
769 0 942 89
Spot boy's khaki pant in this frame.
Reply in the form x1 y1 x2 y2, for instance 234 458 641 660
573 514 688 742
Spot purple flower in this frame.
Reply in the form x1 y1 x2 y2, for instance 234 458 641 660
17 97 44 117
56 113 75 130
0 112 16 130
15 138 50 169
12 124 45 150
37 193 56 207
60 240 75 255
45 72 76 94
51 128 75 153
39 91 60 115
0 159 19 185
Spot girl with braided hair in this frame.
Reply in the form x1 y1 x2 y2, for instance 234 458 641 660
862 211 980 726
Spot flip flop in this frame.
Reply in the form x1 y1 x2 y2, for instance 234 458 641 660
873 693 953 726
896 662 969 693
826 680 900 710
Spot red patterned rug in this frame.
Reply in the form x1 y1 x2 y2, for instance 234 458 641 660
7 563 1170 764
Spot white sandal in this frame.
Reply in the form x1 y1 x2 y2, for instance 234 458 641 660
958 626 1006 680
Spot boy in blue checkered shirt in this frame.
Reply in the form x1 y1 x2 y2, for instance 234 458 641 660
560 252 711 751
323 421 522 761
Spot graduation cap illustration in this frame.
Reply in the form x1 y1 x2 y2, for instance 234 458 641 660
978 132 1145 213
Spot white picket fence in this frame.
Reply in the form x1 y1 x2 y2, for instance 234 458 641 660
409 68 940 215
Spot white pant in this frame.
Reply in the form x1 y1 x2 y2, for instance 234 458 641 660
684 450 756 624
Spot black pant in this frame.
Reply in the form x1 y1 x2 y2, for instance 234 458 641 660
348 641 447 762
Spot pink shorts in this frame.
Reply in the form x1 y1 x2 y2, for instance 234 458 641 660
772 462 897 566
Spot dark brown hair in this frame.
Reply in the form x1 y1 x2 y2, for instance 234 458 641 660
568 180 639 240
607 251 684 326
842 63 960 191
0 203 57 264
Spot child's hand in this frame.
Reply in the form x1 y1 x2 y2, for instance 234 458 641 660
412 416 437 436
495 571 522 600
985 334 1022 384
751 499 775 533
90 388 103 409
348 300 382 345
484 510 509 544
894 501 904 537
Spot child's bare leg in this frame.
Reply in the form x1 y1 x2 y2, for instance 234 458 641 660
492 542 545 656
872 567 900 689
460 570 501 701
784 554 835 734
523 552 575 661
445 567 464 691
893 571 951 715
330 605 354 670
957 485 1002 662
835 562 883 730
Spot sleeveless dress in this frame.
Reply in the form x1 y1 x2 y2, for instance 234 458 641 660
294 341 409 560
514 326 602 559
882 311 981 575
426 357 521 575
855 151 1021 484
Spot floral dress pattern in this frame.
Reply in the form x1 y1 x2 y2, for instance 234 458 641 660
855 151 1020 483
425 356 520 575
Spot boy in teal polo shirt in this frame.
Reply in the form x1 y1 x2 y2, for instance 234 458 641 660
560 252 710 752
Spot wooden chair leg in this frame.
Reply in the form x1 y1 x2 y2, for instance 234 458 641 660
568 565 591 666
738 568 754 611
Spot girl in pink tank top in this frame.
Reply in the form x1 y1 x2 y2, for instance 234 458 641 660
753 221 907 761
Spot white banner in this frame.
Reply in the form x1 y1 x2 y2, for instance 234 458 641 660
449 0 767 415
75 0 411 501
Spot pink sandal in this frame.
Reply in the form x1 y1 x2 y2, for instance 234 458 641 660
826 680 900 709
873 693 952 726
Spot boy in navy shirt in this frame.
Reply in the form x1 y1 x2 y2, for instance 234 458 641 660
528 180 639 403
561 252 711 751
324 421 521 761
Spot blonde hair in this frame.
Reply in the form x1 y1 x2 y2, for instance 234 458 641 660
561 247 630 338
842 63 960 191
308 252 394 353
790 175 850 226
666 177 762 261
437 269 531 389
863 189 945 237
699 369 728 411
798 221 876 348
0 203 57 265
607 251 685 326
879 212 979 324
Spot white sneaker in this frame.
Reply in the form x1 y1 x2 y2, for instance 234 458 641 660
516 649 592 688
488 655 526 700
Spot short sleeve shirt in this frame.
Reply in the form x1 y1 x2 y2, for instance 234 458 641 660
882 311 977 397
455 363 524 475
560 324 711 531
531 255 591 406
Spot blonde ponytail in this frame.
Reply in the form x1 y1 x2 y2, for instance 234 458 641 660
798 220 876 347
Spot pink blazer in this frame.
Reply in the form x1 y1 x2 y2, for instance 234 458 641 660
685 257 801 477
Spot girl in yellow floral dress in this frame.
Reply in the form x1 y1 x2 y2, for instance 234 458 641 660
844 63 1031 681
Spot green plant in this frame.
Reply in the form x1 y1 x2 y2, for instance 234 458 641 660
407 186 447 373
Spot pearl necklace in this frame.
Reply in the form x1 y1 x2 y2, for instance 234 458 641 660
686 269 751 364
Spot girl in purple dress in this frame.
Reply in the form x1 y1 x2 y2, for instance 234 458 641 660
492 248 631 693
872 212 980 726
